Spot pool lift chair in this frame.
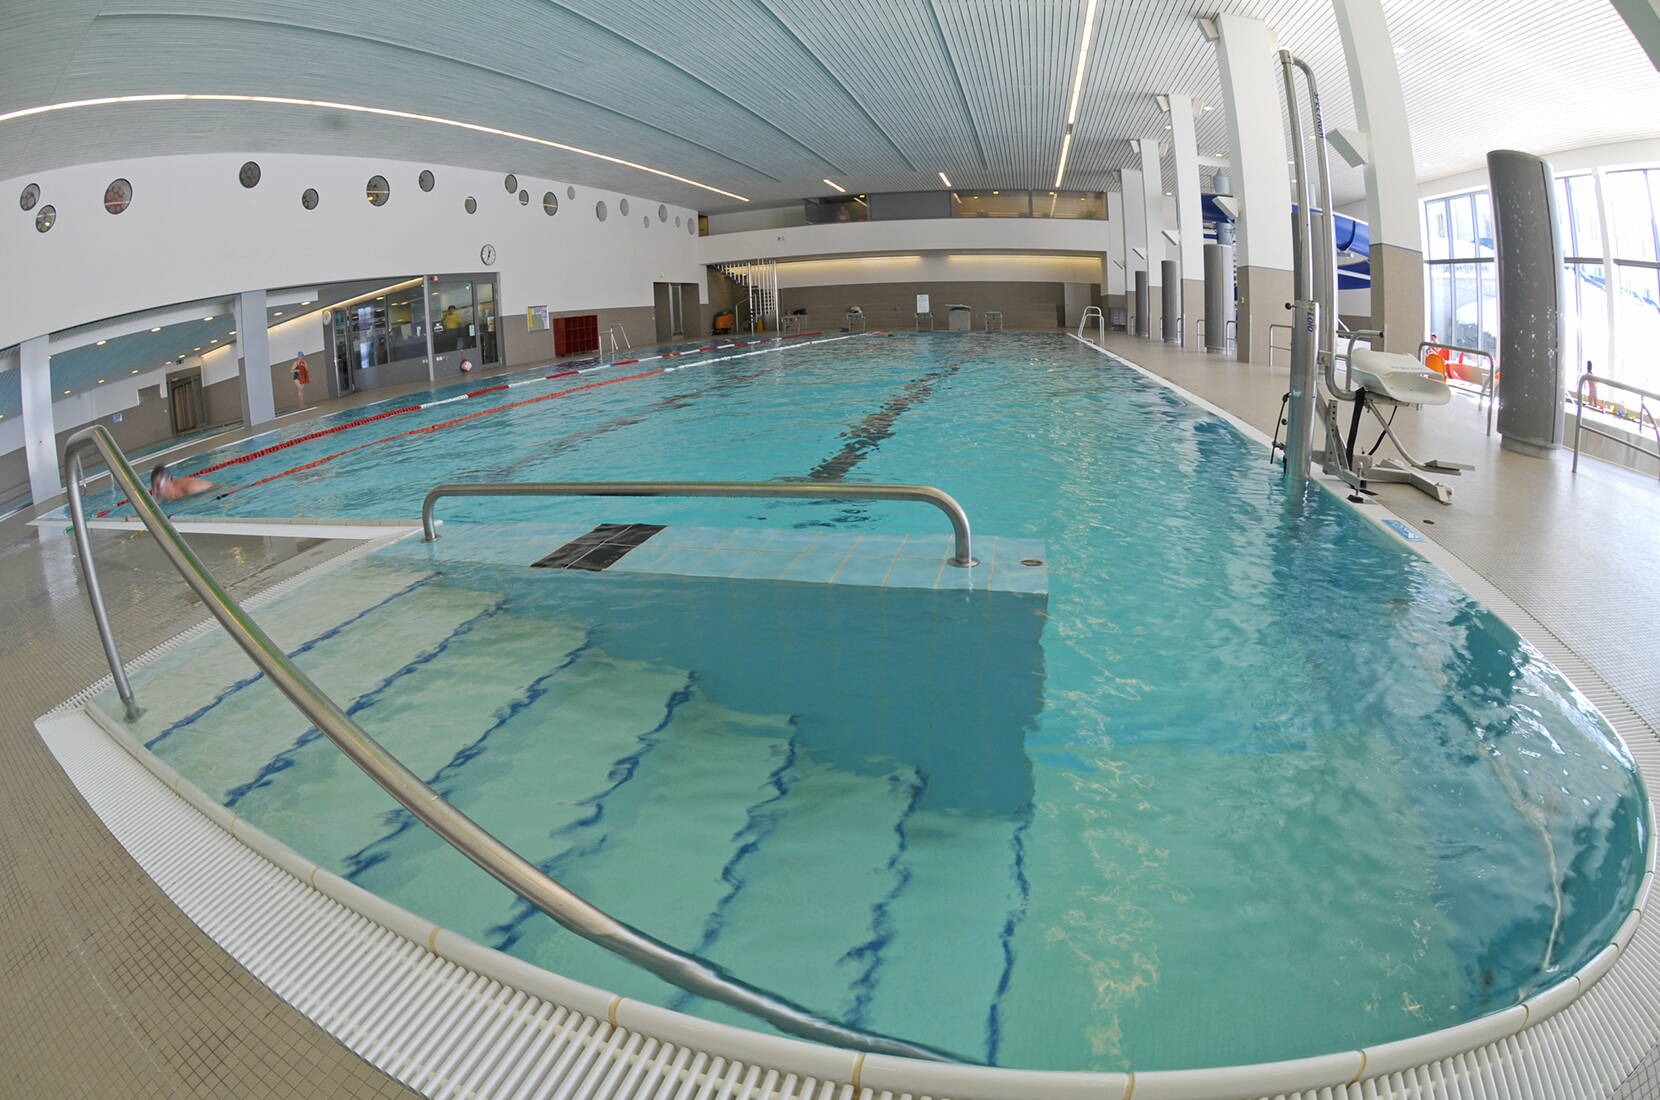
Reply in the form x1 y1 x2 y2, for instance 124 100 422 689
1274 46 1471 505
1311 332 1473 505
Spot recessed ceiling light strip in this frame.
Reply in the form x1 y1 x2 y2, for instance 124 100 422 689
1055 0 1103 190
822 179 846 193
0 94 749 202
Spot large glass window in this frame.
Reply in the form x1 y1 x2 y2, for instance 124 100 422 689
383 283 427 363
1614 264 1660 392
804 195 869 224
1606 169 1658 263
1033 191 1108 219
1563 263 1610 380
952 190 1032 218
432 278 479 355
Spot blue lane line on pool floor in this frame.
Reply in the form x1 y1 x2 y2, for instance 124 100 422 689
667 726 805 1013
486 672 698 952
223 598 508 809
144 573 438 750
342 632 597 880
984 809 1035 1066
839 768 928 1028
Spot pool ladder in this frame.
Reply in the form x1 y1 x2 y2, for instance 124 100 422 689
60 424 965 1064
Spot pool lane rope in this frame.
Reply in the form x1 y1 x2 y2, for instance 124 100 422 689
95 331 846 516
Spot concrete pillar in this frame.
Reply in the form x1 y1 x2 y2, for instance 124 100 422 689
1214 13 1294 363
1138 139 1165 336
235 290 277 429
1612 0 1660 69
19 335 59 505
1489 150 1567 455
1333 0 1425 355
1122 168 1148 336
1166 93 1207 347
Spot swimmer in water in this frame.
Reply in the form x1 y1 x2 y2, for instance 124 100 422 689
150 463 217 502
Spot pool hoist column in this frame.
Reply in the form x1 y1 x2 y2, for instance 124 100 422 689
1276 48 1335 487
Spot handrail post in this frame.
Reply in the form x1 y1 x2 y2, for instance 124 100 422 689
63 439 142 721
1574 373 1586 473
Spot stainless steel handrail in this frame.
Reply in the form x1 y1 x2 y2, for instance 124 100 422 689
422 480 976 567
1268 322 1295 368
1574 372 1660 480
1076 305 1106 345
1420 341 1499 435
60 425 956 1063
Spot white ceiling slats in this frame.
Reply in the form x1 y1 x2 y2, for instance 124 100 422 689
1 0 1657 211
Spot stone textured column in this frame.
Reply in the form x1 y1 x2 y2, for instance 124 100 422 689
1334 0 1425 354
1214 13 1294 363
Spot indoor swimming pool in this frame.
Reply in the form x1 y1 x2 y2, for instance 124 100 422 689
93 332 1649 1073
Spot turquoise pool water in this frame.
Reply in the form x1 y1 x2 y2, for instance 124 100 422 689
101 332 1647 1072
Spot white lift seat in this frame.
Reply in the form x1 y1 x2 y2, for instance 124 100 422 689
1348 348 1452 407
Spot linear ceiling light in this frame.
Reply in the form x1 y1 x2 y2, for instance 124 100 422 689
822 178 846 193
938 171 953 188
1053 131 1074 189
1056 0 1103 189
0 93 749 202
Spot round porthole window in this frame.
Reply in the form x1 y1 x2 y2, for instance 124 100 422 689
658 204 668 223
35 204 56 233
688 218 697 236
301 187 320 210
239 161 261 188
595 200 608 222
103 178 132 214
366 175 390 206
567 185 576 200
464 196 477 214
619 198 630 216
642 215 650 227
518 189 529 206
504 173 518 193
675 216 682 228
19 182 40 211
543 191 559 215
419 169 435 192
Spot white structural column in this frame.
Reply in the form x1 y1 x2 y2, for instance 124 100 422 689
19 335 60 505
1166 94 1206 346
1214 13 1294 363
1103 192 1127 316
1121 168 1148 336
235 290 276 429
1333 0 1425 354
1138 138 1166 337
1612 0 1660 69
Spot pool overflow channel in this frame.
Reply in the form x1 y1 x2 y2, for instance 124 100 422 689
63 423 1024 1063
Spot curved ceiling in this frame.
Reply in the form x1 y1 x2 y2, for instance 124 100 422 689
1 0 1657 212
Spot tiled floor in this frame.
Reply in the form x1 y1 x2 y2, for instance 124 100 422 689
2 328 1657 1096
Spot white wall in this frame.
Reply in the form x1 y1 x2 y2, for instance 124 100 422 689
775 253 1105 288
1 151 706 351
1419 137 1660 199
699 216 1113 267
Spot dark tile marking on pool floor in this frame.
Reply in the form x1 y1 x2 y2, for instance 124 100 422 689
984 810 1034 1065
533 524 665 571
805 362 962 483
666 724 806 1014
144 572 440 751
485 671 699 952
839 768 928 1028
223 598 509 809
342 632 599 881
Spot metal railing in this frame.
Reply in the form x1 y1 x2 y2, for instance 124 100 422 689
1420 341 1499 435
1573 373 1660 480
422 480 976 567
1268 322 1295 368
60 425 956 1063
1196 317 1237 352
1076 305 1106 345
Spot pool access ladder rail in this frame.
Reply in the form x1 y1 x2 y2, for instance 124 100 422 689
61 423 976 1064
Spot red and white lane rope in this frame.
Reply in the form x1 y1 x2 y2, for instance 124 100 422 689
96 331 857 516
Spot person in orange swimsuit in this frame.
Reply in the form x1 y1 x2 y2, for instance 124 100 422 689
292 352 311 408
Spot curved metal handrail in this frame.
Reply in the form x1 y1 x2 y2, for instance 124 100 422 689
422 480 976 567
60 425 957 1063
